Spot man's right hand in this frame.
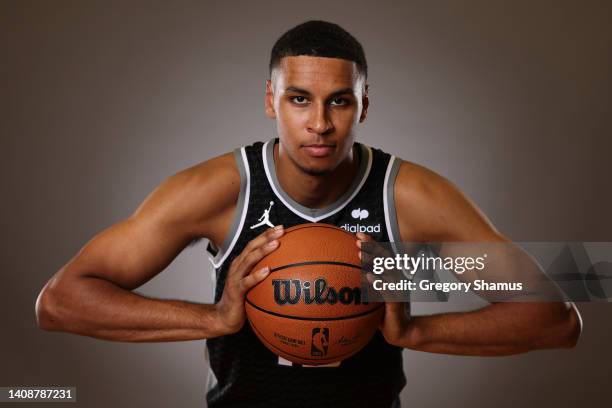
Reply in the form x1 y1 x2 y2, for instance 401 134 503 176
215 225 284 335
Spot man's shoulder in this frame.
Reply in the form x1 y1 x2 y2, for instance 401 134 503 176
142 152 241 236
173 139 269 210
355 143 444 192
394 159 447 199
176 151 242 207
184 151 239 179
392 158 501 242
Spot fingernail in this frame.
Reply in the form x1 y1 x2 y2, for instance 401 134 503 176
260 266 270 275
266 240 278 249
274 225 284 230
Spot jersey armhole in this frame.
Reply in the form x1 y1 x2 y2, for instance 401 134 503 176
383 155 402 244
206 147 251 269
384 156 413 317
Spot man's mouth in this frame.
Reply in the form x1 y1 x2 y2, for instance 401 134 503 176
302 144 335 157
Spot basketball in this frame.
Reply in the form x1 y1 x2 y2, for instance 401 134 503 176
245 223 383 365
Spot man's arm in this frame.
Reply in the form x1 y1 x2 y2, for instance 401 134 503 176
35 153 282 342
376 161 582 356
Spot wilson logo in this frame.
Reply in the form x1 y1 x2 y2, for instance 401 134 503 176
272 278 366 305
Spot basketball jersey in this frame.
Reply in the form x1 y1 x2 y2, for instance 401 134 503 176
205 138 406 408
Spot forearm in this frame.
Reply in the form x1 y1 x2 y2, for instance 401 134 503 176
36 276 227 342
397 302 580 356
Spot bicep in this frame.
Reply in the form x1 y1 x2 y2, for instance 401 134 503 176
394 162 555 298
54 155 238 290
62 214 194 290
395 161 502 243
394 161 509 284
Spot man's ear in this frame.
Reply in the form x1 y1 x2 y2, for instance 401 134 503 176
265 79 276 119
359 84 369 123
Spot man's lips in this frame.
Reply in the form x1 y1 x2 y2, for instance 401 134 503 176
302 144 335 157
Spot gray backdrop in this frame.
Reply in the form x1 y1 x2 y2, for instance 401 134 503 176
2 1 611 407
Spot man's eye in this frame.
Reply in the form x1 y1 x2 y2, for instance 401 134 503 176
330 97 349 106
290 96 308 104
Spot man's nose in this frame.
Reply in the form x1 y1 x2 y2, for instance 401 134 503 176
307 102 333 135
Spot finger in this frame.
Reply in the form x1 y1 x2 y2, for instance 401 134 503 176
359 243 393 263
362 240 393 258
356 232 393 259
233 239 280 280
245 225 284 253
356 232 377 265
356 232 374 242
360 248 377 266
357 239 395 279
233 225 284 270
239 266 271 295
355 232 377 254
356 233 373 263
363 264 407 302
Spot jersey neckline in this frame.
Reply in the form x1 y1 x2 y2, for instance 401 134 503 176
262 138 373 222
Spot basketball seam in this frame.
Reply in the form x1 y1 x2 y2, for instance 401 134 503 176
270 260 362 273
283 222 356 238
245 299 383 321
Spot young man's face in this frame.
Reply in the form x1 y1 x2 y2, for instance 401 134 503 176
265 56 369 175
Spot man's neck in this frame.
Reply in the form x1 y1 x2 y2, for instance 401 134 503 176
274 142 359 209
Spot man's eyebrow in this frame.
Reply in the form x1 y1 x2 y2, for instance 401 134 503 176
328 88 355 97
284 86 356 97
285 86 311 95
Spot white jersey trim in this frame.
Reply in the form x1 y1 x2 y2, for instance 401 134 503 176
383 155 397 241
209 147 251 269
262 140 373 223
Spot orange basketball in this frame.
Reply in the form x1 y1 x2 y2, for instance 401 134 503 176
245 223 383 365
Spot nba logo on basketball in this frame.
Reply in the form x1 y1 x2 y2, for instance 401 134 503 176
311 328 330 357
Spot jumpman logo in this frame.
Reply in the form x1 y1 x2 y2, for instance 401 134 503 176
250 201 275 229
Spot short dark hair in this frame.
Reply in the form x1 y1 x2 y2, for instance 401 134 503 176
269 20 368 79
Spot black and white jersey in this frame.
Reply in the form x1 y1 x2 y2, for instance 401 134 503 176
205 138 406 408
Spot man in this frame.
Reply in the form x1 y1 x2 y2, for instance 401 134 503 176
35 21 581 407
